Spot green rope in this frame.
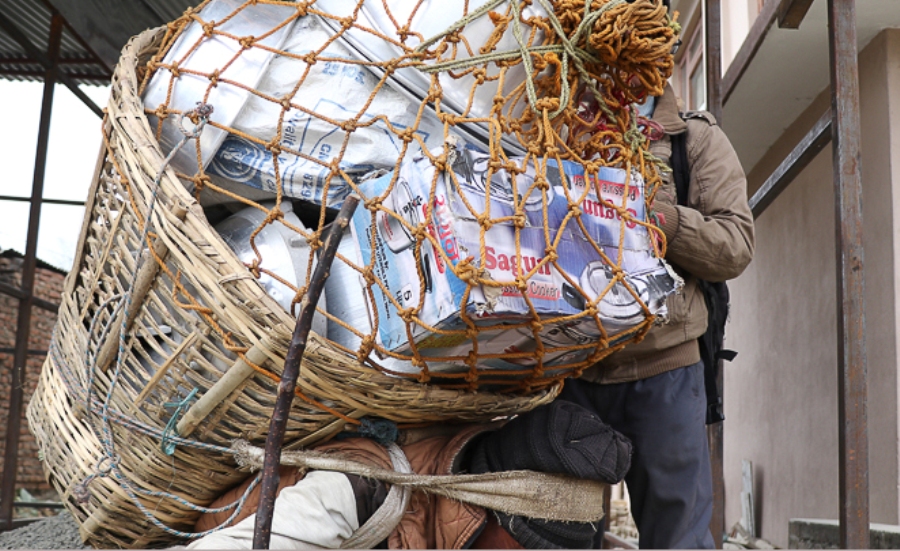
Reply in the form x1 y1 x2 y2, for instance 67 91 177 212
160 387 198 455
419 44 596 74
414 0 508 53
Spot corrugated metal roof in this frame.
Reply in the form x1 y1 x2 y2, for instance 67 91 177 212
45 0 199 71
136 0 198 26
0 0 111 85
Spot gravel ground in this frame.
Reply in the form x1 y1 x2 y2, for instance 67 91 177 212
0 512 92 550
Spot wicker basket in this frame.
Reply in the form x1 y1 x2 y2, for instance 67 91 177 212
26 27 558 549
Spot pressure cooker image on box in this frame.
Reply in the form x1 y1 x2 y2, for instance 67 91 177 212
375 177 434 293
562 260 674 327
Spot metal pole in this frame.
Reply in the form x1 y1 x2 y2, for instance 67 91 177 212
705 0 723 124
252 195 360 549
827 0 869 548
704 1 725 547
0 12 63 528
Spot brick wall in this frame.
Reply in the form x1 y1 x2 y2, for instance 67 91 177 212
0 252 65 495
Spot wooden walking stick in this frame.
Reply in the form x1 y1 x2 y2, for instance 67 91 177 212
252 194 360 549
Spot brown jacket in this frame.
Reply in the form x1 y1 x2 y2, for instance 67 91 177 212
582 84 755 384
195 426 520 549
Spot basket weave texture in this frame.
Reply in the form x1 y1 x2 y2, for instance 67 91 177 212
26 27 558 549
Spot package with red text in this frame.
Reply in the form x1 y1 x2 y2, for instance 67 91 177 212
349 139 680 371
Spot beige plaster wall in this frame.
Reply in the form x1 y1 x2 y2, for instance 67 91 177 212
721 0 752 70
723 29 900 546
672 0 751 72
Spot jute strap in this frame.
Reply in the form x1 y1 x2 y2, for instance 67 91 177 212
340 443 412 549
230 440 605 523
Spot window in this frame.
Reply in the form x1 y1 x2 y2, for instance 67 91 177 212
675 20 705 111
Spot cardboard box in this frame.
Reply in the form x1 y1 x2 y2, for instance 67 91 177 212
348 139 679 370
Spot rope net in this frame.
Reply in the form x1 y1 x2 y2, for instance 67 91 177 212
140 0 681 392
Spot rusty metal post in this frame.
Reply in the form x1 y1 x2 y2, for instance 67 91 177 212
705 0 723 124
827 0 869 548
704 0 725 547
252 195 360 549
0 12 63 527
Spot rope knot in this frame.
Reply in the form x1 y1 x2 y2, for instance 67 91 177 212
266 140 282 157
193 174 212 192
361 266 377 285
432 158 449 173
464 365 479 385
364 197 381 212
534 97 559 113
396 25 412 43
295 3 309 17
415 367 431 384
186 102 214 124
396 127 415 144
454 258 481 284
515 276 528 292
357 336 376 363
399 308 416 323
72 483 91 504
264 207 284 224
437 112 457 126
410 224 429 242
153 104 169 120
477 215 494 231
306 234 323 250
239 35 256 50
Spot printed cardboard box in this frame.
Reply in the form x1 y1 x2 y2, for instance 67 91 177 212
348 140 679 370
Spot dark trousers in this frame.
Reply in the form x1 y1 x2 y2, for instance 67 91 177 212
559 362 715 549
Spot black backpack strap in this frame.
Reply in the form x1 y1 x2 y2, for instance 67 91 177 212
670 124 734 425
670 130 690 206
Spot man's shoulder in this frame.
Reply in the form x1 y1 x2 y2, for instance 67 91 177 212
681 110 718 126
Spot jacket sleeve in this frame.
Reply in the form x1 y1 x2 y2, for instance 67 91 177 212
653 119 755 282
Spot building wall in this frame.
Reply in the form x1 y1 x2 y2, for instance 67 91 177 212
0 254 65 496
724 29 900 546
721 0 752 69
